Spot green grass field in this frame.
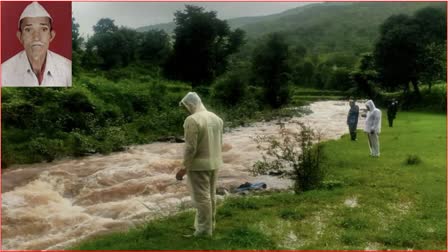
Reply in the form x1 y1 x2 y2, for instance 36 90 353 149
70 111 446 250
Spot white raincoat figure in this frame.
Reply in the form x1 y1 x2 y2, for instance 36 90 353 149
364 100 382 157
176 92 223 237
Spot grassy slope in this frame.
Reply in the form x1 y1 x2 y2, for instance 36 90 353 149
70 111 446 250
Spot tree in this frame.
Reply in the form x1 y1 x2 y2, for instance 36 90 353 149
72 17 84 52
82 35 101 69
291 60 314 87
359 53 375 71
116 27 140 67
413 7 446 44
93 18 118 34
325 52 358 69
374 14 418 93
252 33 291 108
414 7 447 91
418 42 446 92
72 17 84 76
326 67 352 91
87 32 124 69
211 66 249 106
139 29 171 65
288 45 311 87
168 5 245 87
227 28 246 54
312 60 332 90
302 61 314 86
351 53 379 99
351 70 379 99
374 7 446 97
86 19 140 70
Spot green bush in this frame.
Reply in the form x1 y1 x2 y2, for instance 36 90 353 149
290 123 325 192
95 127 128 154
325 67 353 91
29 137 65 162
405 154 422 165
105 68 134 82
252 122 325 193
411 84 446 112
211 71 249 106
69 132 96 156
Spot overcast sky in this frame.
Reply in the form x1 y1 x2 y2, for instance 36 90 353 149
73 2 315 38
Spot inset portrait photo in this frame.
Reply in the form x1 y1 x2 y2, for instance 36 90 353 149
1 1 72 87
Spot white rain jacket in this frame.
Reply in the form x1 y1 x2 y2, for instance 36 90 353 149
180 92 223 171
364 100 382 134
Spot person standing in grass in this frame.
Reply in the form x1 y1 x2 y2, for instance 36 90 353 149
176 92 223 237
364 100 382 157
387 99 398 127
346 100 359 141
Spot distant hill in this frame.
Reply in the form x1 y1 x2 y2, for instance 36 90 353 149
137 22 176 34
239 1 445 55
137 2 445 56
136 3 322 33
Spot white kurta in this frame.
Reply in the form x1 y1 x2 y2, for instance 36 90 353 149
2 50 71 87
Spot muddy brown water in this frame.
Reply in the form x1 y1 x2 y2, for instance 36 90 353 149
1 101 367 250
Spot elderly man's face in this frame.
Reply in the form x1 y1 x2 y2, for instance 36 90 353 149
17 17 55 62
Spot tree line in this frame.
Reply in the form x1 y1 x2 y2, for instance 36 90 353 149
73 6 245 87
73 5 445 107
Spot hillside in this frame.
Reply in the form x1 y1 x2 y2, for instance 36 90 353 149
241 1 445 55
136 3 324 33
137 2 445 56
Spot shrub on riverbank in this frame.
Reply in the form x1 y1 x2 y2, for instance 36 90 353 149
252 122 325 193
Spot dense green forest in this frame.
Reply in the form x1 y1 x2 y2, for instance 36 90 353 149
2 2 446 167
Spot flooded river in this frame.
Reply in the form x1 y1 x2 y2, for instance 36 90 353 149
2 101 366 250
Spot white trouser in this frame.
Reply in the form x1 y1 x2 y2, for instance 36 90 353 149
187 170 218 236
367 133 380 157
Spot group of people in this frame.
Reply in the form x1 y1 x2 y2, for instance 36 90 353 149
347 99 398 157
176 92 399 238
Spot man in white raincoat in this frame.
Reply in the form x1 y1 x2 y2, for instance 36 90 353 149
364 100 382 157
176 92 223 237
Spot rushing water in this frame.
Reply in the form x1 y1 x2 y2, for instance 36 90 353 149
1 101 367 250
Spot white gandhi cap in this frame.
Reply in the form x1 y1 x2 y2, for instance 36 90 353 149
18 1 52 28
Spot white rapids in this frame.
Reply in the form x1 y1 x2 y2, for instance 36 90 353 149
1 100 367 250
